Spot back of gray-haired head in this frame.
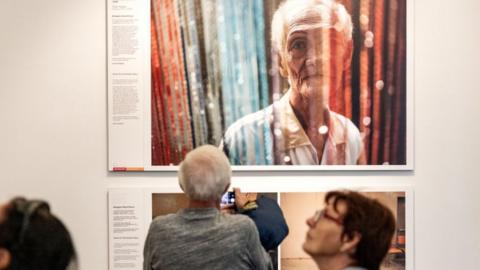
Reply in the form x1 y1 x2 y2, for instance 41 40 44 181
178 145 232 201
271 0 353 53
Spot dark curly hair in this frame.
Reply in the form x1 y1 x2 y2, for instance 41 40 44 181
325 191 396 270
0 197 77 270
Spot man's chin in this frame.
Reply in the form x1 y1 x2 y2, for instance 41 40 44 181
304 75 324 85
298 88 325 104
299 79 325 92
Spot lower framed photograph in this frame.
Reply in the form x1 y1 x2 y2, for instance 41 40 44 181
108 186 413 270
279 190 411 270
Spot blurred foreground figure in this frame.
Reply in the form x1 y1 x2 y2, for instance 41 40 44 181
232 188 289 252
0 197 77 270
223 0 365 165
304 190 395 270
227 188 289 270
143 145 272 270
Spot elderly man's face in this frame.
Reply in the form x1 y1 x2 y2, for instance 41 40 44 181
302 197 347 256
281 7 351 106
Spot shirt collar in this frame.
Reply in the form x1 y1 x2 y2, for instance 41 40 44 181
277 90 347 150
179 208 219 220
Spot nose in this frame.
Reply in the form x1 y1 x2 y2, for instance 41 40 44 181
304 30 330 67
304 48 322 77
306 216 316 228
304 41 327 79
305 46 318 66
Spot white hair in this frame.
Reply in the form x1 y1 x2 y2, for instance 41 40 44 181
178 145 232 201
271 0 353 54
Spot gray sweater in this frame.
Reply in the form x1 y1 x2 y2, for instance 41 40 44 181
143 208 273 270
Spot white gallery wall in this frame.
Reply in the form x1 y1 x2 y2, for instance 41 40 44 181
0 0 479 269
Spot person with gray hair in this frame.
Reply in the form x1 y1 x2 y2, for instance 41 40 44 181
143 145 272 270
223 0 365 166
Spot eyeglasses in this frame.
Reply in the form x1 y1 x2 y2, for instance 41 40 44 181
313 209 343 226
11 198 50 246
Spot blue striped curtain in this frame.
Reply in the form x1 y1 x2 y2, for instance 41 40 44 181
152 0 274 165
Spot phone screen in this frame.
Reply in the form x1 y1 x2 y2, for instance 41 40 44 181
220 191 235 207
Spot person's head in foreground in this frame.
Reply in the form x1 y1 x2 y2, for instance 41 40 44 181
178 144 232 208
303 191 395 270
272 0 353 114
0 197 77 270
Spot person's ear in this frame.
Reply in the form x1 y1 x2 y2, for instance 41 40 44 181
343 39 353 71
0 248 11 270
340 231 361 254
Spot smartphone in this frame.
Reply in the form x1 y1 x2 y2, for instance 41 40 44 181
220 191 235 207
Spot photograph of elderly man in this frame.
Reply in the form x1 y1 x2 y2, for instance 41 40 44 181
224 0 366 165
151 0 407 167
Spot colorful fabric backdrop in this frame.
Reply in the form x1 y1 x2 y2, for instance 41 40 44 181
151 0 407 166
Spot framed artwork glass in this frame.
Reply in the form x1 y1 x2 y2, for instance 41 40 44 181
108 186 413 270
108 0 413 171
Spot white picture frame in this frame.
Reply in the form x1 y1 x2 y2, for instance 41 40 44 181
107 0 414 171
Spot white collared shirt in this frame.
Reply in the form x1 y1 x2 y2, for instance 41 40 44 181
222 90 365 165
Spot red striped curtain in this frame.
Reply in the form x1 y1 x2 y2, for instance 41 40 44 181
333 0 407 165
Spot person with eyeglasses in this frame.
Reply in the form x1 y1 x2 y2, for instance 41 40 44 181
0 197 77 270
303 191 395 270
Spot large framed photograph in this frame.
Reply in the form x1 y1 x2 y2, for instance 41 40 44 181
108 0 413 171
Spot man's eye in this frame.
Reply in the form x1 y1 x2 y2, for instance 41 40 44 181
289 40 307 58
291 40 307 50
